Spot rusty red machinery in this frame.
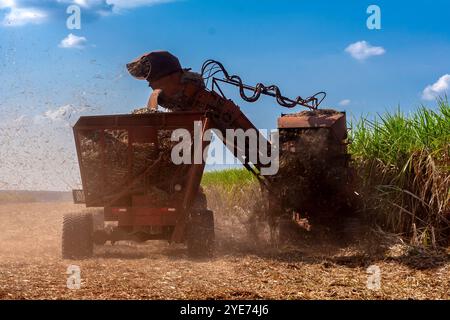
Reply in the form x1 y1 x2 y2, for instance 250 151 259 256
63 51 350 259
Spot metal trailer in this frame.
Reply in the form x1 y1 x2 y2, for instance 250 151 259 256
64 112 214 258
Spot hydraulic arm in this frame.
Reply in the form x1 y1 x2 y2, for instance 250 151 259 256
126 51 328 186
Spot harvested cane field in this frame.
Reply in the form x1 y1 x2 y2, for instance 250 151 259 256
0 105 449 300
0 195 449 299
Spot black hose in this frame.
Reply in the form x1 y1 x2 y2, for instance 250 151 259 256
201 59 326 110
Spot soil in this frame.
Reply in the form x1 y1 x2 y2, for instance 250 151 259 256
0 202 449 300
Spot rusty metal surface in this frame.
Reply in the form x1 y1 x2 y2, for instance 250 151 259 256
278 112 345 128
147 89 162 110
74 111 204 129
117 207 178 227
278 111 347 141
73 112 207 209
127 51 182 82
71 189 85 204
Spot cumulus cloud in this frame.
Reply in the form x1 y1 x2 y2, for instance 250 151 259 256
345 40 385 61
422 74 450 100
59 33 87 49
57 0 113 15
2 6 47 26
72 0 108 7
68 0 173 10
338 99 351 107
107 0 174 10
0 0 15 9
0 0 176 26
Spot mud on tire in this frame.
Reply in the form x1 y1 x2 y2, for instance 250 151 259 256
62 212 94 259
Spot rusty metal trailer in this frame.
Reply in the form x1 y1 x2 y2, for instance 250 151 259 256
64 112 213 258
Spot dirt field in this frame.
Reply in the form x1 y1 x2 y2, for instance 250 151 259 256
0 202 449 300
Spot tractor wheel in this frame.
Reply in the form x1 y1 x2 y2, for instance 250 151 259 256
187 209 215 258
62 212 94 259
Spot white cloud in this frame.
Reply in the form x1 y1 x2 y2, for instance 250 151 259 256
422 74 450 100
73 0 104 7
59 33 87 49
106 0 174 9
2 7 47 26
1 0 176 27
338 99 351 107
345 40 385 61
0 0 15 9
56 0 173 9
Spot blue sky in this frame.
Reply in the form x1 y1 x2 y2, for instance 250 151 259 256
0 0 449 190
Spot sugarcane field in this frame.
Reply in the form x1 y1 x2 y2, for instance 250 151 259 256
0 0 449 312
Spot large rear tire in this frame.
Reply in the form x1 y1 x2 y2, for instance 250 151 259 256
62 212 94 259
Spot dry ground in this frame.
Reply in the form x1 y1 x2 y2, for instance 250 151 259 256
0 202 449 300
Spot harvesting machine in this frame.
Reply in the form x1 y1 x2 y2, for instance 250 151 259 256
63 51 351 259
